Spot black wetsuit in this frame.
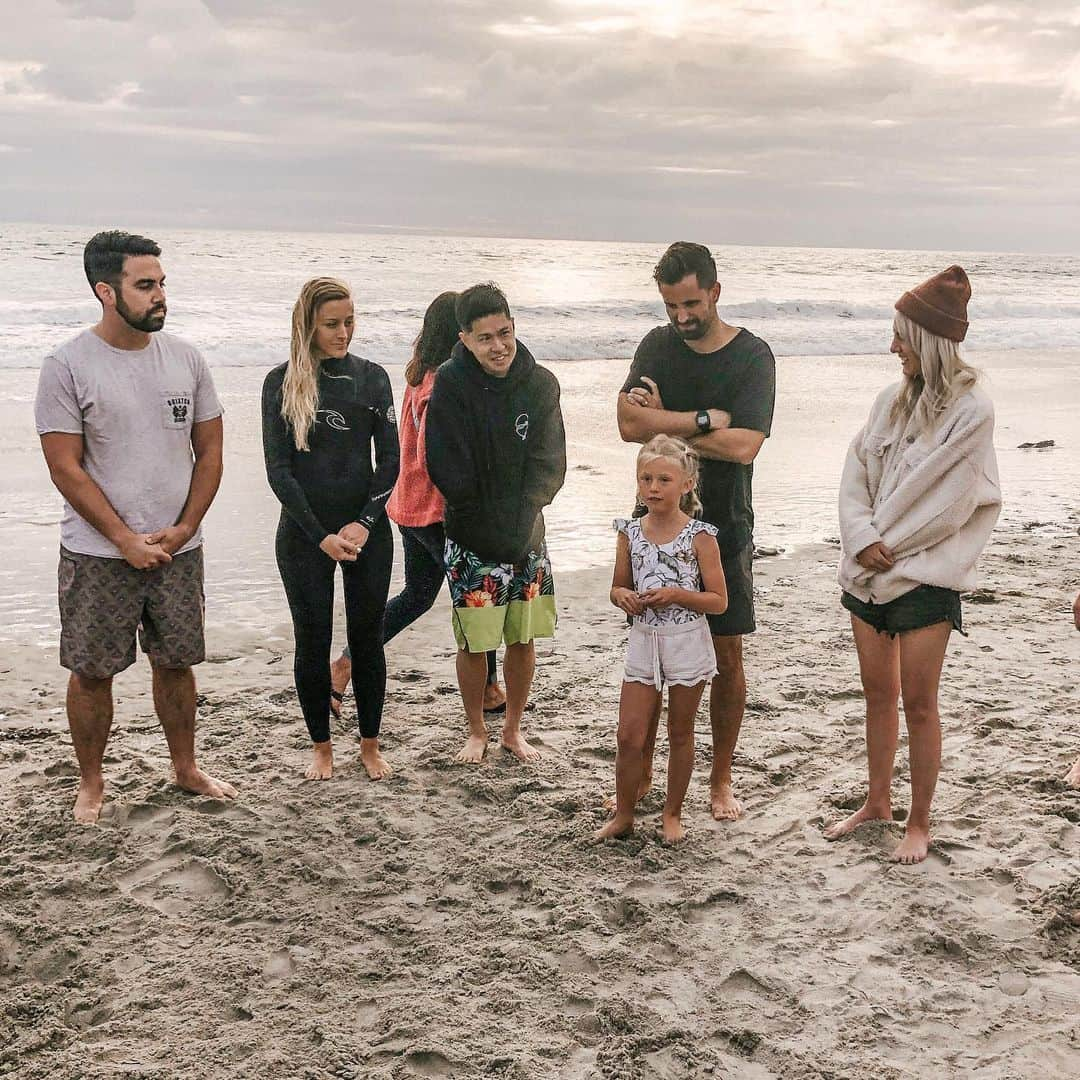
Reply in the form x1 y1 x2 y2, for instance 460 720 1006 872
261 354 399 742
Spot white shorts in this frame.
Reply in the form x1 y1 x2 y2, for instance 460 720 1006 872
624 617 717 690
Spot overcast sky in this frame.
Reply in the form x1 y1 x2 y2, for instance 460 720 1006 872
2 0 1079 251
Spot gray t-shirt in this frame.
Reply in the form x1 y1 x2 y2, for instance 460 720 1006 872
34 328 223 559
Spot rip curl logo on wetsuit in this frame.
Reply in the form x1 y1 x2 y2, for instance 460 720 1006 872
316 409 350 431
515 413 529 441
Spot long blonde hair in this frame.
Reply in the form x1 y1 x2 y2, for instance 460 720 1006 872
283 277 352 451
890 311 979 433
637 435 702 515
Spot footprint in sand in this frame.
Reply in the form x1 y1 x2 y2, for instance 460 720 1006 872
262 948 296 983
404 1051 453 1078
120 855 232 917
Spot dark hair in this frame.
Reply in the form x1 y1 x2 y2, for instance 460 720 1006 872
84 230 161 297
455 281 512 333
405 291 460 386
653 241 717 290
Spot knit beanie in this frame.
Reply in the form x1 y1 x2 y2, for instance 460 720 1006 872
895 265 971 342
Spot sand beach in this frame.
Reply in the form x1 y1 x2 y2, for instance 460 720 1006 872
1 348 1079 1078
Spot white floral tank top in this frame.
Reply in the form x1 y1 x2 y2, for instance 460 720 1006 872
613 516 718 626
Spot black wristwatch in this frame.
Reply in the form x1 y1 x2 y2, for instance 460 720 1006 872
695 409 712 434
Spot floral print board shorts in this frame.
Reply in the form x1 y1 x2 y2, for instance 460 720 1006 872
444 538 557 652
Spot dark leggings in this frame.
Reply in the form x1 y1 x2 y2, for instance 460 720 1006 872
345 522 496 682
276 513 392 743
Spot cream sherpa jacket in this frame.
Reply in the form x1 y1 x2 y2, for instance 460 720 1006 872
838 382 1001 605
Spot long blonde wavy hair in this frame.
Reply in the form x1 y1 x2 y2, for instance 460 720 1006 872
282 277 352 451
637 435 702 515
890 311 979 433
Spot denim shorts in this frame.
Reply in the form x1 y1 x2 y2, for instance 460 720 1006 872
841 584 963 638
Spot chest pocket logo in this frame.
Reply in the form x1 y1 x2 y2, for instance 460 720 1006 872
515 413 529 441
317 409 350 431
161 390 193 430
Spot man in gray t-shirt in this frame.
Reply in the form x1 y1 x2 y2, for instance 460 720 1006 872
34 229 236 824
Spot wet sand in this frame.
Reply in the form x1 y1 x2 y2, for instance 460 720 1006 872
2 524 1079 1077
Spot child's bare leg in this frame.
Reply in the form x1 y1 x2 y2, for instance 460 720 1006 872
1066 757 1080 788
500 641 540 762
455 649 490 764
603 697 660 809
595 682 659 840
661 682 705 843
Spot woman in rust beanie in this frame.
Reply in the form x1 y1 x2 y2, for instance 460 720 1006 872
828 266 1001 864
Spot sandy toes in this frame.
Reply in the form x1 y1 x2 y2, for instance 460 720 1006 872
175 768 238 800
710 781 743 821
73 779 105 825
455 734 489 764
891 826 931 865
359 740 392 781
660 812 687 844
594 815 634 842
304 742 334 781
823 803 893 841
500 731 541 763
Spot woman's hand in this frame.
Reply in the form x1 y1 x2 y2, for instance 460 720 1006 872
320 534 358 562
856 541 894 572
639 587 684 610
611 587 645 616
338 522 370 550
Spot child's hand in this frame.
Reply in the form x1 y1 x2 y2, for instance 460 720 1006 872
639 587 682 610
611 587 645 616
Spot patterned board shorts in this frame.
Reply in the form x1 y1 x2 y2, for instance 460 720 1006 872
445 538 557 652
58 546 206 679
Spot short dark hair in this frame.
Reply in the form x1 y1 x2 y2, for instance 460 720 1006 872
456 282 512 332
653 242 717 290
84 230 161 296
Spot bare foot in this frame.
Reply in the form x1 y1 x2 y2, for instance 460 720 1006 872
660 812 686 844
1066 758 1080 788
359 738 391 781
602 771 652 812
594 814 634 841
710 781 743 821
455 734 489 764
483 682 507 712
73 778 105 825
175 767 238 800
891 824 930 865
501 730 541 763
304 741 334 781
823 802 893 841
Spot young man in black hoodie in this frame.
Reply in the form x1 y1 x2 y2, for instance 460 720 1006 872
426 283 566 764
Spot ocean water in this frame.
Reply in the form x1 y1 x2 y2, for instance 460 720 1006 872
3 223 1080 369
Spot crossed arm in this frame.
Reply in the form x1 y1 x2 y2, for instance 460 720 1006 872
40 416 224 569
616 378 765 465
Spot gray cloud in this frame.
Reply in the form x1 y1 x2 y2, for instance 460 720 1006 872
0 0 1077 250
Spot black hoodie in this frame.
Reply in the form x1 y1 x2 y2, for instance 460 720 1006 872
425 339 566 564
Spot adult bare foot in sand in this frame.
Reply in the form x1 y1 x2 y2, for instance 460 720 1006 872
73 777 105 825
359 738 391 780
456 733 489 764
710 780 742 821
175 767 239 801
1066 757 1080 787
660 811 687 844
891 824 930 865
501 729 541 763
305 741 334 781
823 800 893 841
594 814 634 841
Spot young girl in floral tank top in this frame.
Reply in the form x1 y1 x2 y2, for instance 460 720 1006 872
595 436 728 844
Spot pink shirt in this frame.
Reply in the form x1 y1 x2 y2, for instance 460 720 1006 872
387 369 445 527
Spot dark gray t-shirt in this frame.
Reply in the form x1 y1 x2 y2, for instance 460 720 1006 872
34 329 223 558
